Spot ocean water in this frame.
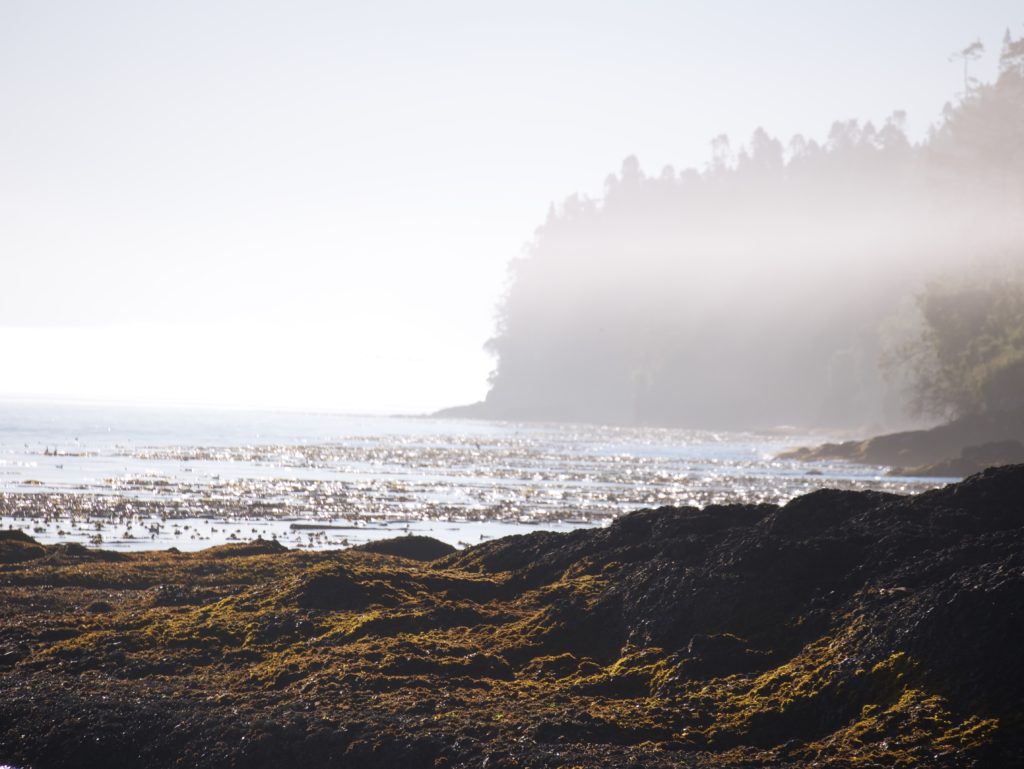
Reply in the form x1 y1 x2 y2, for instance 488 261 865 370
0 400 950 551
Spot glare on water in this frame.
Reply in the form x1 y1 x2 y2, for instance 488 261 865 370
0 403 949 551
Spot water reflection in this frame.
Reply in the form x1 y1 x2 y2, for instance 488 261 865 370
0 415 948 551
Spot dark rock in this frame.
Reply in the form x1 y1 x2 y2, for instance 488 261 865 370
3 467 1024 768
355 535 456 561
0 529 39 543
205 538 288 559
892 439 1024 477
0 650 24 669
962 439 1024 463
285 563 384 611
44 543 128 562
769 487 896 536
0 538 45 563
781 407 1024 473
680 633 772 677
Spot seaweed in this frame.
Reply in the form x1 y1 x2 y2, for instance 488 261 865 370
1 467 1023 768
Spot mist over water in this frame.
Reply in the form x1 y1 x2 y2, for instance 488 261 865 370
4 5 1022 415
2 11 1023 543
468 51 1024 431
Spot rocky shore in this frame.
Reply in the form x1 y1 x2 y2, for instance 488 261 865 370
779 408 1024 477
2 466 1023 768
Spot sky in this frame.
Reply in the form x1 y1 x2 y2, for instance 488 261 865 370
1 1 1020 413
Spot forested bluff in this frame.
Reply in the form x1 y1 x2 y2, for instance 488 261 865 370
442 34 1024 435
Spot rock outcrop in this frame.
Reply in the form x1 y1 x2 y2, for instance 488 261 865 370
780 407 1024 477
1 467 1023 768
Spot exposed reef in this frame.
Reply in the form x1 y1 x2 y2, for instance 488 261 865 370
780 407 1024 477
1 467 1023 768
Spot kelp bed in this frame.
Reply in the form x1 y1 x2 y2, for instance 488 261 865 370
1 467 1022 768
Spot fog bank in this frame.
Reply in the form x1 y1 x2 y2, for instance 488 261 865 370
457 39 1024 431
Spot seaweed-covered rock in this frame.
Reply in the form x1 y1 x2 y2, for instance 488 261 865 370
0 531 45 563
782 407 1024 475
0 529 39 543
355 535 455 561
206 538 289 559
1 467 1023 768
285 562 371 610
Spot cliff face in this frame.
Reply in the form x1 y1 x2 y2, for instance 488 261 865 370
2 467 1023 768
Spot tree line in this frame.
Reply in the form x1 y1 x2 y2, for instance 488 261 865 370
475 32 1024 429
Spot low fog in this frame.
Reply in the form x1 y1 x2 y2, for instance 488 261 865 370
3 4 1022 417
462 39 1024 431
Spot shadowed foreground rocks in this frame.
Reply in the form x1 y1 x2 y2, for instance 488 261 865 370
1 466 1023 768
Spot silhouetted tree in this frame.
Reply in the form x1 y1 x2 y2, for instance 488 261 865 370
949 39 985 97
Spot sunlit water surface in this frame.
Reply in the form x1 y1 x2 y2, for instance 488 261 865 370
0 402 952 551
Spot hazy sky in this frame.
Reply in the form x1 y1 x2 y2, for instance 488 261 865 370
2 1 1020 412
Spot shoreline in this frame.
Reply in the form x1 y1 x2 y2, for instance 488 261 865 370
0 412 947 554
2 467 1021 768
779 407 1024 477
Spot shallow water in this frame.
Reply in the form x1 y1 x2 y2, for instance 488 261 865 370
0 401 952 551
